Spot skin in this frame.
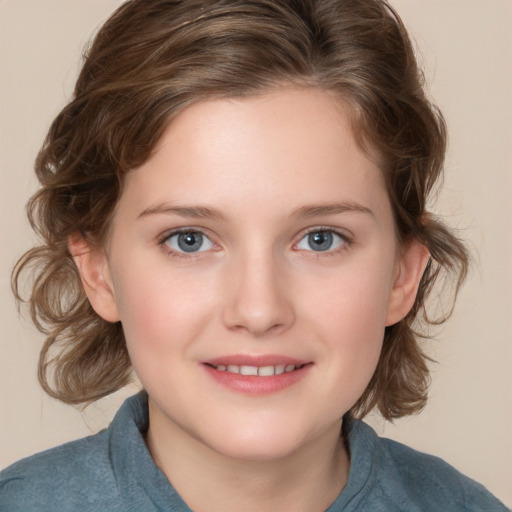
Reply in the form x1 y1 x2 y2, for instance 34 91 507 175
71 88 429 512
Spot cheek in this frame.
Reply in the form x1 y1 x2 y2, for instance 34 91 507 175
301 257 393 385
305 258 394 335
111 261 219 357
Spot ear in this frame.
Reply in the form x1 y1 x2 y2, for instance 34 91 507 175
385 240 430 327
68 234 120 323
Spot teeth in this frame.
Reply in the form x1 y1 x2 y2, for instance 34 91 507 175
211 363 303 376
240 365 258 376
258 366 275 376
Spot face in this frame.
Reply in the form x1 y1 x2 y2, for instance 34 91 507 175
90 88 416 462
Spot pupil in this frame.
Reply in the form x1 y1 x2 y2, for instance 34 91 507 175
308 231 333 251
178 232 203 252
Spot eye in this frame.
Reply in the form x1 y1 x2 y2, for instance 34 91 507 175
296 230 347 252
164 231 214 253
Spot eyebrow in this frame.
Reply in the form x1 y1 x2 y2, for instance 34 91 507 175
291 202 374 218
138 201 373 221
138 203 226 220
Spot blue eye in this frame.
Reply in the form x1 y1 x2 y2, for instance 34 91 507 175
164 231 214 253
297 230 346 252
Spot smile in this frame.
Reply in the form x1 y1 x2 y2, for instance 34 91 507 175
202 358 312 395
206 363 305 376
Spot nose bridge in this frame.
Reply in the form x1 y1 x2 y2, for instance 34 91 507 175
222 242 294 336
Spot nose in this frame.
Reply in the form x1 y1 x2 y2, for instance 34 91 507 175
221 250 295 337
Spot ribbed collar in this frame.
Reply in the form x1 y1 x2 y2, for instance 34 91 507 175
109 391 192 511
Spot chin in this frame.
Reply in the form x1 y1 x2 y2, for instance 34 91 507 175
200 416 328 463
209 434 303 462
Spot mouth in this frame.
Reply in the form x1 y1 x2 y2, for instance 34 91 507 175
202 357 312 395
204 363 307 377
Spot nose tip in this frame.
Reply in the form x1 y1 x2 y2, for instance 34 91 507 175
227 307 289 337
221 257 295 337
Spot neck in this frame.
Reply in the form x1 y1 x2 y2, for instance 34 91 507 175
145 402 350 512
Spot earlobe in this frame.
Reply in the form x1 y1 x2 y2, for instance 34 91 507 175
68 234 120 323
385 240 430 327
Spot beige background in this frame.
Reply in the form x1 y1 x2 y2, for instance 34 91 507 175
1 0 511 506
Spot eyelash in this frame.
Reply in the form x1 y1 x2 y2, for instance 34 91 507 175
157 228 218 260
157 226 353 260
295 226 353 256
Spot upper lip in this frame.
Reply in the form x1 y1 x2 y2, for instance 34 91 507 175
203 354 310 367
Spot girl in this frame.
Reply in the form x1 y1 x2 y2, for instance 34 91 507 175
0 1 508 510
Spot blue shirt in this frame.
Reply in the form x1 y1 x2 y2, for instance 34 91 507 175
0 392 507 511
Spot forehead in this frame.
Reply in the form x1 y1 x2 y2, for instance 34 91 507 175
117 87 389 222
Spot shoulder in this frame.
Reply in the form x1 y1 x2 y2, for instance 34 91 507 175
351 421 508 511
383 437 506 510
0 430 121 512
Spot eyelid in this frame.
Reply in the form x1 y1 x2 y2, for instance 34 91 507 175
157 227 219 258
294 226 353 252
158 226 213 243
156 225 353 258
298 225 353 241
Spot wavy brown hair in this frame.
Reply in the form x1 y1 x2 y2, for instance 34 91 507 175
13 0 468 419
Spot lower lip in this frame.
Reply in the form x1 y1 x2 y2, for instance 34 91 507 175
202 364 312 395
